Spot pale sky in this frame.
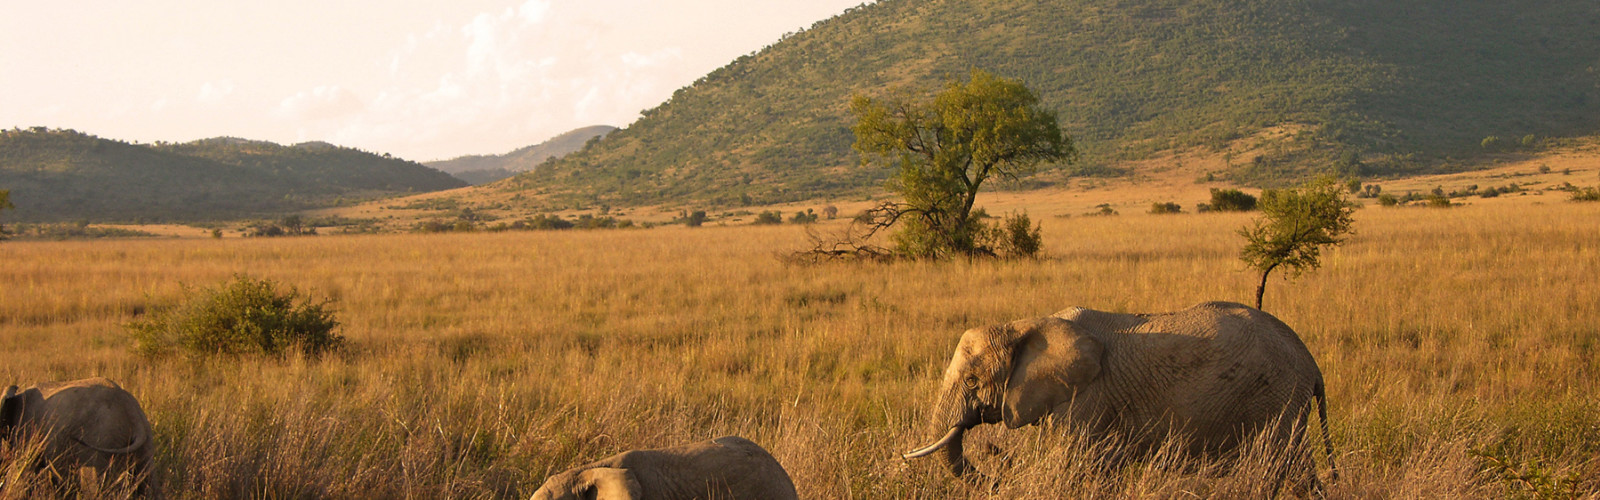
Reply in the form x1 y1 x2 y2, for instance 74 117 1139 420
0 1 868 161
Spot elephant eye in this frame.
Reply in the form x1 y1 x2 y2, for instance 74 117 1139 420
964 376 978 389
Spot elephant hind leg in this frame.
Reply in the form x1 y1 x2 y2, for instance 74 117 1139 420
1270 406 1326 498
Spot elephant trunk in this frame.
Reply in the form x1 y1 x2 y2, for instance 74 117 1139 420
935 426 976 478
904 405 982 478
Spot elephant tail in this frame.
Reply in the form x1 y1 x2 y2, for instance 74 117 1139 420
76 429 147 455
1315 381 1338 484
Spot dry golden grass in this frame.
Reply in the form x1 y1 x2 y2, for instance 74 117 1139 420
2 200 1598 498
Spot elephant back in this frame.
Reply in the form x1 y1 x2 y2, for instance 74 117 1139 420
606 436 799 500
1062 302 1324 454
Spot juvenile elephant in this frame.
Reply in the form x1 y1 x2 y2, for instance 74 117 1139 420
1 377 156 491
532 436 798 500
904 302 1334 483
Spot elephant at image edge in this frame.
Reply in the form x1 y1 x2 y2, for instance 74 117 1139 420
905 301 1335 482
1 377 156 491
532 435 799 500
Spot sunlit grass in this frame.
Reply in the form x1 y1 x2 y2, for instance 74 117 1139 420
0 202 1596 498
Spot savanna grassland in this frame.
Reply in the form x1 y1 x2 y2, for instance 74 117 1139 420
1 199 1597 498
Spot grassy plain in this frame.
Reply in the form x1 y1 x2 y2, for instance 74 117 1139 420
1 194 1598 498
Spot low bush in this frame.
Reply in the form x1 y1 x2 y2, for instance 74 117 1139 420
1572 186 1600 202
789 209 819 224
753 211 784 225
1209 189 1257 211
413 220 475 233
1149 202 1183 214
1086 204 1119 216
128 276 342 358
990 212 1043 259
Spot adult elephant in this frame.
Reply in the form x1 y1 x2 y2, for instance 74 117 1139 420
532 435 798 500
904 302 1334 485
1 377 156 492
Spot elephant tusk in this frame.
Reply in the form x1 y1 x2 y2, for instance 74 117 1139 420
902 425 965 459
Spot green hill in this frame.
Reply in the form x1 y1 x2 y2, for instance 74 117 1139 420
506 0 1600 208
428 125 616 185
0 128 466 222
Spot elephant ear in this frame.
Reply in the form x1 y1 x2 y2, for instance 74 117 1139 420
0 385 19 430
1002 318 1104 429
579 467 642 500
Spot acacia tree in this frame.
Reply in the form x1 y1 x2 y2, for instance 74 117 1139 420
850 69 1074 258
1239 177 1356 310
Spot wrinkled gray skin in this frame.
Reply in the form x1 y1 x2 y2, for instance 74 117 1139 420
905 302 1335 483
1 377 156 492
532 436 798 500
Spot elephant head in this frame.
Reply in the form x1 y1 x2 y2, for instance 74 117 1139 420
903 317 1105 477
0 385 20 432
531 467 643 500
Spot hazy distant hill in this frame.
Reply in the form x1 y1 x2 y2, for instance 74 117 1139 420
0 128 466 222
507 0 1600 208
428 125 616 184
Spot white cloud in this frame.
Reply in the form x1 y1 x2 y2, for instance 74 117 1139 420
518 0 551 24
573 86 602 121
290 0 867 160
276 86 365 121
462 12 503 76
197 80 235 105
620 48 683 69
2 0 873 161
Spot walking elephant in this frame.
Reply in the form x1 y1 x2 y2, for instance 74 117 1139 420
1 377 156 492
904 302 1335 485
532 435 798 500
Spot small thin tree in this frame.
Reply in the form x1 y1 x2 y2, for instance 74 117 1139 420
1239 177 1356 310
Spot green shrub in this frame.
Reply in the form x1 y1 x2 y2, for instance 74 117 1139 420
789 209 819 224
990 212 1043 259
1378 194 1400 206
128 276 342 358
753 211 784 225
1209 188 1258 211
1426 194 1453 208
1086 203 1119 216
1148 202 1183 214
684 210 707 227
512 214 575 230
412 220 464 233
1572 186 1600 202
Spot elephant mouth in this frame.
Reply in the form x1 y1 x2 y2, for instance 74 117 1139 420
902 406 984 459
903 425 966 459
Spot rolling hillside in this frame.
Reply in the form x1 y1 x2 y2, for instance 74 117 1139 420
427 125 616 185
505 0 1600 209
0 128 466 222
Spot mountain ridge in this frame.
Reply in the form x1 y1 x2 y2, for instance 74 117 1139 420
0 128 466 222
498 0 1600 210
427 125 617 184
